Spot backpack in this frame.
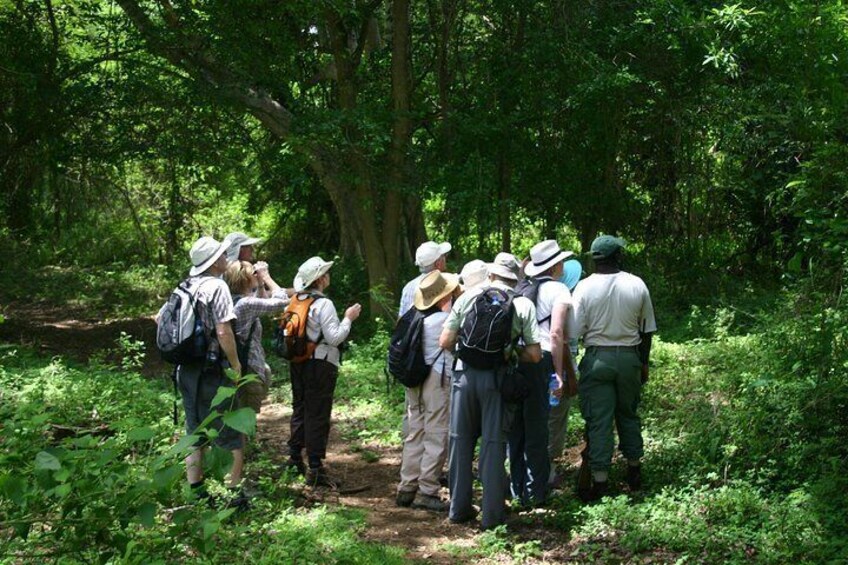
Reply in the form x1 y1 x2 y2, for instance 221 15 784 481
273 293 323 363
514 276 554 325
456 288 515 370
156 277 213 365
387 306 441 388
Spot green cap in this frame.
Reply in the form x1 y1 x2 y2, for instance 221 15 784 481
589 235 626 259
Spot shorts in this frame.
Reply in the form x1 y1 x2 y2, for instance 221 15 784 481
177 361 244 451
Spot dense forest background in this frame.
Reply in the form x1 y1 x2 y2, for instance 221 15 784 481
2 0 847 562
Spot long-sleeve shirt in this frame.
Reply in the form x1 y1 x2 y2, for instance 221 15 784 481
232 289 289 382
306 292 352 367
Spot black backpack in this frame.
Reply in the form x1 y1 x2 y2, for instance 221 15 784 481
514 276 554 325
387 306 441 388
456 288 515 370
156 277 213 365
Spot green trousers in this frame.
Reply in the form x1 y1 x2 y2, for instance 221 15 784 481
578 346 644 472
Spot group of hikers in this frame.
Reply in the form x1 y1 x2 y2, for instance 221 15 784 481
157 231 656 530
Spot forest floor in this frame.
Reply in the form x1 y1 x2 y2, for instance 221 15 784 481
0 302 663 563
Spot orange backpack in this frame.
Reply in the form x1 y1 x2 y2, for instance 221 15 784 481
276 293 323 363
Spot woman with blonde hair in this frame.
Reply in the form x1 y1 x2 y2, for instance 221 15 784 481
224 260 291 413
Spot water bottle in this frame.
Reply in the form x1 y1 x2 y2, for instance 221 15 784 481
549 373 560 407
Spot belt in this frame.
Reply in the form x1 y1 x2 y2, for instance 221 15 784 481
586 345 638 352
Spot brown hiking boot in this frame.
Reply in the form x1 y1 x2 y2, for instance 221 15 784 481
306 466 341 489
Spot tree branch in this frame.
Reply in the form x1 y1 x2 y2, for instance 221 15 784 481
115 0 294 138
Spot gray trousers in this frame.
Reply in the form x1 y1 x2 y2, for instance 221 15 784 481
448 366 510 529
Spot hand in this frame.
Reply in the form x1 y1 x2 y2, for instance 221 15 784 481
552 374 564 399
254 261 269 273
641 363 649 385
344 303 362 321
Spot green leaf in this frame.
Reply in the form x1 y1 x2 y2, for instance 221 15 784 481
172 507 192 525
35 451 61 471
136 502 157 528
787 253 803 273
0 475 27 506
210 386 237 408
222 407 256 435
169 434 201 456
202 517 220 540
153 464 182 491
53 483 72 498
127 427 156 442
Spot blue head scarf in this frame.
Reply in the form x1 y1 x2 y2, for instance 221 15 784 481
560 259 582 291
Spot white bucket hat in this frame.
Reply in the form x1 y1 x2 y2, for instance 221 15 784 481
415 241 452 269
523 240 575 278
459 259 489 290
189 236 231 276
225 232 263 261
294 256 334 292
489 252 520 282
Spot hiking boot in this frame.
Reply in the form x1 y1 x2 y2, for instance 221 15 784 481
626 465 642 491
306 466 340 489
412 493 448 512
578 480 608 503
282 458 307 477
226 489 251 514
396 490 416 507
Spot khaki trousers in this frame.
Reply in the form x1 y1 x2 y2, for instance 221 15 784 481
398 367 450 497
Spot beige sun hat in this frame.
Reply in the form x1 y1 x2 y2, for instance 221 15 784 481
489 252 521 281
189 236 231 276
523 240 575 278
414 271 460 310
293 256 334 292
415 241 452 269
459 259 489 290
225 232 263 261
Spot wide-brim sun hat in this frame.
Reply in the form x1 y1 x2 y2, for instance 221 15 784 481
489 252 520 282
589 235 626 260
414 271 460 310
415 241 452 268
225 232 263 261
459 259 489 290
294 256 334 292
524 239 575 278
189 236 231 276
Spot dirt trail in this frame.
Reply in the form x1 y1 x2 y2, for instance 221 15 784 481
256 402 480 563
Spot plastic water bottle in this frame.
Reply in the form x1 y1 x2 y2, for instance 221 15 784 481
549 373 560 407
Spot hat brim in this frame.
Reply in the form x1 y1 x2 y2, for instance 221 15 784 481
488 264 519 281
413 274 460 310
524 250 574 278
226 237 263 261
293 261 334 292
190 240 230 276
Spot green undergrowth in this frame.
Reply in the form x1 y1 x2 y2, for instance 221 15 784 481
0 346 408 564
